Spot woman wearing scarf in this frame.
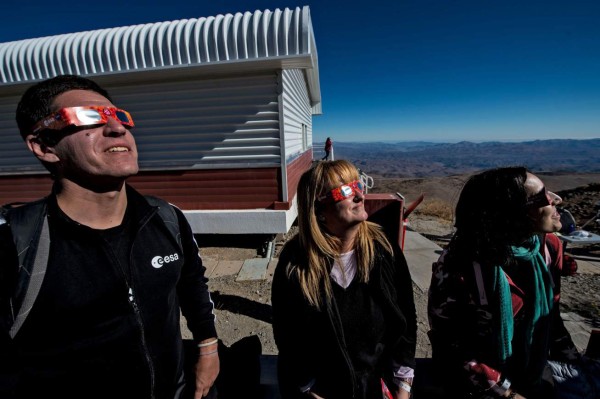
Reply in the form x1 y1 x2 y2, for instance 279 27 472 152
427 167 579 399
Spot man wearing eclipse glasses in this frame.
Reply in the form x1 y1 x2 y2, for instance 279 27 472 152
0 75 218 398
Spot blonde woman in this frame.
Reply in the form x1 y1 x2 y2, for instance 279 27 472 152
272 160 416 399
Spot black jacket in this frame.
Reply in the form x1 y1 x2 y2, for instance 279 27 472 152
0 185 216 399
271 237 416 399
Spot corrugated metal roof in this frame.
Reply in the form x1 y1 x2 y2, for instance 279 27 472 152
0 6 320 108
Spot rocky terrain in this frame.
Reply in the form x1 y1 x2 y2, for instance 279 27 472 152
553 182 600 326
195 173 600 358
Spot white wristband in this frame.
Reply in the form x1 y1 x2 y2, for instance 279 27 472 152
491 378 511 396
198 338 218 348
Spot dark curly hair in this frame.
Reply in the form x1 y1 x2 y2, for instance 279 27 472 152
16 75 111 139
447 166 531 268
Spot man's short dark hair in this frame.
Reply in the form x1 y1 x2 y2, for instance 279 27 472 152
16 75 112 139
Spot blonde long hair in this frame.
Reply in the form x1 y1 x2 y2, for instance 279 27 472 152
289 160 393 309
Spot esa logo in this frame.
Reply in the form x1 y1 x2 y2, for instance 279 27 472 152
151 253 180 269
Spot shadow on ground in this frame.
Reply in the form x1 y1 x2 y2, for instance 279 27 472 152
212 291 273 324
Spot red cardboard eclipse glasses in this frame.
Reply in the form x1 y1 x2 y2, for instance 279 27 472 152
32 106 134 134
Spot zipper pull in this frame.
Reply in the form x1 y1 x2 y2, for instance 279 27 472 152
128 287 134 302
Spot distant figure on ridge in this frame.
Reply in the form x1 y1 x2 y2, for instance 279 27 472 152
321 137 333 160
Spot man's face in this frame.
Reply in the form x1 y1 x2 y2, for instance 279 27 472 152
42 89 139 185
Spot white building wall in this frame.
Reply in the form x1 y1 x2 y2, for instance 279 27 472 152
0 72 282 174
0 94 34 174
281 68 312 163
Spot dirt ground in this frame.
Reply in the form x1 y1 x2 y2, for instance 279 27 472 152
197 259 432 357
185 175 600 358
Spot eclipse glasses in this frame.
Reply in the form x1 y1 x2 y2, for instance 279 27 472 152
525 186 562 208
32 106 134 134
318 180 364 203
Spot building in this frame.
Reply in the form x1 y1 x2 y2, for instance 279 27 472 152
0 6 321 235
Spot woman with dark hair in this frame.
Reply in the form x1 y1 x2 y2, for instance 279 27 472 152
427 167 580 399
272 160 416 399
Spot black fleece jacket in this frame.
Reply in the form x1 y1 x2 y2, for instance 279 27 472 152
0 186 216 399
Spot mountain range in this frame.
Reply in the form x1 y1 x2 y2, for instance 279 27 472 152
321 138 600 178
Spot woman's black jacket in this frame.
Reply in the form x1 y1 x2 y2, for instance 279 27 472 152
271 237 416 399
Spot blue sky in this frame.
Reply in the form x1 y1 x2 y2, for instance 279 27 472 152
2 0 599 142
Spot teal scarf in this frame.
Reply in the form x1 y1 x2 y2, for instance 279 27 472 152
494 235 554 362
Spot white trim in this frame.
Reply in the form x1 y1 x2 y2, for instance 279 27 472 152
277 71 288 202
183 193 298 234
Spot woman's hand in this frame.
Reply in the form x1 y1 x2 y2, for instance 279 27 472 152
308 392 325 399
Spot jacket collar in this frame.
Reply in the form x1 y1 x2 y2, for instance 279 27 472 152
47 184 156 230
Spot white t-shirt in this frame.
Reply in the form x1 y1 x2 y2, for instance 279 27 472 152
330 250 357 289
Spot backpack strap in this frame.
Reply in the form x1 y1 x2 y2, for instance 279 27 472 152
3 198 49 338
10 216 49 338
